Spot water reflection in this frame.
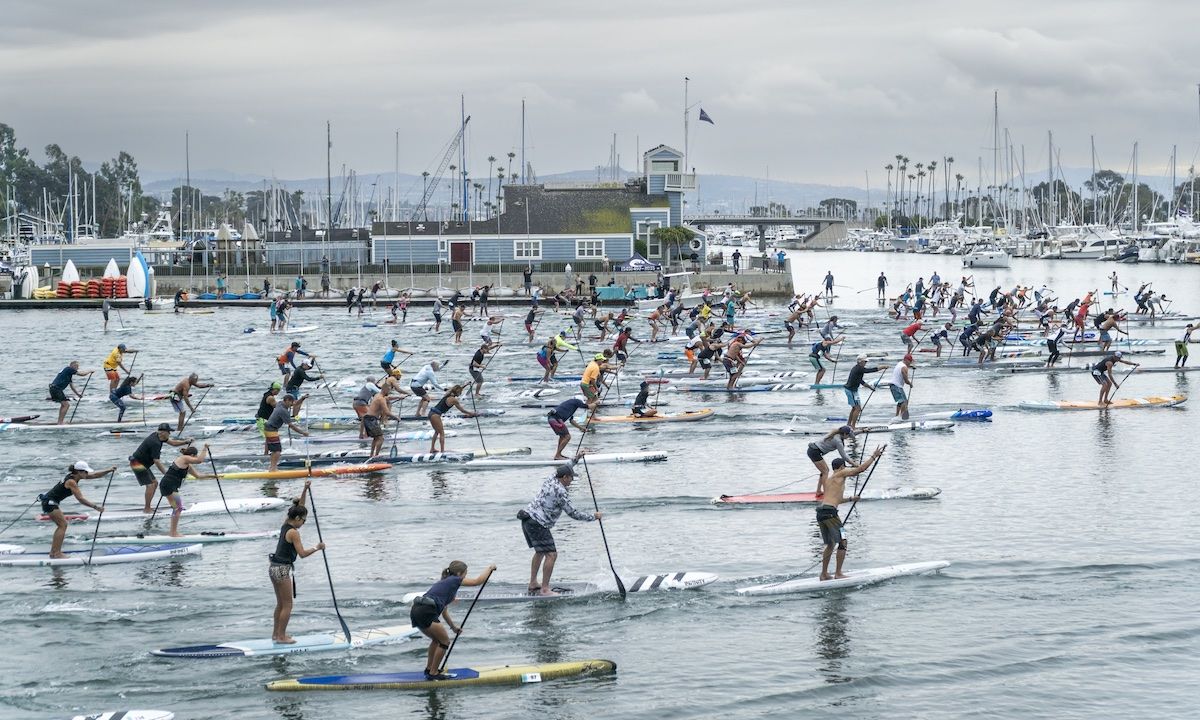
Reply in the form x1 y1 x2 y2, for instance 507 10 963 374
135 558 191 588
814 593 854 685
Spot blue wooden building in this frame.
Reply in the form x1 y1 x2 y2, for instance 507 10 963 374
371 144 703 270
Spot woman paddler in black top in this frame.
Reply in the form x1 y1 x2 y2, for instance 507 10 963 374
270 481 326 644
41 460 117 558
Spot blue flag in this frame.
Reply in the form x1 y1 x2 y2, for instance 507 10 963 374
698 108 714 124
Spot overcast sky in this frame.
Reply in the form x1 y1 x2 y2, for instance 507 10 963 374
2 0 1199 189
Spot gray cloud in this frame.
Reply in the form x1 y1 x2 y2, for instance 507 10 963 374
1 0 1198 190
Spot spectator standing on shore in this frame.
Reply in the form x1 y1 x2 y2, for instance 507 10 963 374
732 249 741 274
776 249 787 273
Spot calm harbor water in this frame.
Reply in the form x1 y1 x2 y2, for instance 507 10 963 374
1 252 1198 719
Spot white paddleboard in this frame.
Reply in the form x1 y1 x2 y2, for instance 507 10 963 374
0 543 202 567
402 571 717 604
73 712 175 720
462 451 667 469
284 325 319 334
151 623 421 658
62 259 80 283
102 258 121 279
0 544 25 554
39 498 288 522
83 530 277 546
735 561 950 596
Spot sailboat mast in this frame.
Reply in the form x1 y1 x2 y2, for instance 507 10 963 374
460 95 468 222
1132 142 1139 233
1047 131 1054 227
683 76 690 174
992 91 999 234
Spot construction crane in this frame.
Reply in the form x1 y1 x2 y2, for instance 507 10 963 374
410 116 470 222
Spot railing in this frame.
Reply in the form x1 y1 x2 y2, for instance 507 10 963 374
664 173 697 191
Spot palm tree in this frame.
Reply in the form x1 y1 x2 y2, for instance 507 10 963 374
943 157 954 220
884 163 895 228
954 173 965 217
506 152 515 188
486 156 496 217
926 160 938 220
915 164 925 228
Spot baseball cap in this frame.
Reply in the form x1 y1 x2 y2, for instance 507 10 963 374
593 353 606 361
856 354 868 362
157 423 172 432
72 461 94 473
838 425 854 436
555 464 576 478
1114 351 1124 358
117 343 127 351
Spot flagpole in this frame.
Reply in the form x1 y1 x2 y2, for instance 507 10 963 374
683 76 690 173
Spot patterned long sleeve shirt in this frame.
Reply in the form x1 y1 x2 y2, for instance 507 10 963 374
523 476 594 529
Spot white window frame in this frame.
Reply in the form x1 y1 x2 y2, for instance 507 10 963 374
437 239 448 254
637 220 663 257
650 159 679 172
575 238 605 259
513 238 542 260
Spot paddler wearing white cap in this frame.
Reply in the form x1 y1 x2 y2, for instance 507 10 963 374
41 460 117 558
843 354 885 427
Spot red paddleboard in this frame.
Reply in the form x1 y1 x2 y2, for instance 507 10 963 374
0 415 39 423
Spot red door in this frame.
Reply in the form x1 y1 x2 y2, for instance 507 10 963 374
450 242 473 272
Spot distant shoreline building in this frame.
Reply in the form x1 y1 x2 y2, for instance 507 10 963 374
372 144 703 270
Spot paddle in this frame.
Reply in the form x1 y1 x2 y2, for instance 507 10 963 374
68 373 94 424
465 385 489 456
207 450 238 527
312 359 340 410
86 468 117 565
179 386 212 434
139 373 146 425
306 485 351 641
841 444 886 524
388 400 405 457
580 456 626 600
437 570 491 674
1107 365 1139 405
0 497 41 535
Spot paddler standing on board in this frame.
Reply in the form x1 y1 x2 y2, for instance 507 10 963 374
40 461 117 558
48 361 94 425
411 560 497 680
844 354 884 427
168 373 213 433
518 463 601 596
265 395 309 471
365 383 401 459
1092 351 1140 406
102 344 137 393
276 341 312 387
580 353 611 403
807 425 856 496
408 361 444 417
1176 324 1194 368
817 446 885 580
160 444 214 538
270 481 325 645
547 397 598 460
130 423 194 513
888 354 915 420
631 380 658 417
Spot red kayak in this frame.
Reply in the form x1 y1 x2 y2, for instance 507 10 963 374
714 486 942 504
0 415 39 424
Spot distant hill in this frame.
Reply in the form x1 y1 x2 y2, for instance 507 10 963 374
140 166 1182 211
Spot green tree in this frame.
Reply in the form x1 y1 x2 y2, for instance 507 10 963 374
818 197 858 218
651 226 697 267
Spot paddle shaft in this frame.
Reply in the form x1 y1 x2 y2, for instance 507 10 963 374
68 373 94 424
1107 365 1139 404
582 456 627 600
86 469 117 565
179 386 212 434
437 572 491 673
313 359 340 409
0 497 41 535
306 486 351 641
208 452 238 527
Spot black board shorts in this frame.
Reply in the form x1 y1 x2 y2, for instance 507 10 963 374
518 511 556 553
49 385 68 403
410 597 441 630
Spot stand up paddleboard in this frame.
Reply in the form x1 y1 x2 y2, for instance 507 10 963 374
462 451 667 469
402 572 717 604
152 623 421 658
1018 395 1186 410
72 712 174 720
735 561 950 596
82 530 277 546
591 409 714 423
37 498 287 522
713 487 942 505
0 543 202 567
267 659 616 691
